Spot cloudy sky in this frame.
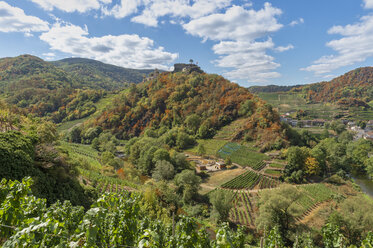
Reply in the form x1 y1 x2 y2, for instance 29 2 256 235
1 0 373 86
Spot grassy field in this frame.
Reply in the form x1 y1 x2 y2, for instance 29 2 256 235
213 118 248 140
264 169 282 176
186 139 228 156
217 142 269 169
269 163 286 169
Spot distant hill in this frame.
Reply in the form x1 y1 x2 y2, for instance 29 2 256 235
0 54 160 121
250 67 373 108
248 85 301 93
52 58 156 90
88 70 287 150
292 67 373 105
0 55 77 116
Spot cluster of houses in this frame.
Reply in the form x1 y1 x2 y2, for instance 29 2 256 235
348 120 373 140
281 113 373 141
280 114 327 127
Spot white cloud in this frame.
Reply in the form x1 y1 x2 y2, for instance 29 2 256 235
183 4 282 41
0 1 49 33
183 3 286 84
101 0 140 19
213 39 281 82
29 0 110 12
364 0 373 9
39 22 178 69
104 0 232 27
274 44 294 52
302 14 373 74
289 17 304 26
42 52 56 60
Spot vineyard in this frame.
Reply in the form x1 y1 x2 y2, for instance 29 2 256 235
93 180 130 194
60 141 138 190
221 170 280 190
60 141 101 169
217 142 269 170
295 184 336 219
230 191 255 227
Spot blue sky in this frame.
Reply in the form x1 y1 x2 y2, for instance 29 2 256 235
1 0 373 87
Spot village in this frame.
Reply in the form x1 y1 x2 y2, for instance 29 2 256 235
280 114 373 140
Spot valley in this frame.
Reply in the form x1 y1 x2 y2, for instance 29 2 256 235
1 55 373 247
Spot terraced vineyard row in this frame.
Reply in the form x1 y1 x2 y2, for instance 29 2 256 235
258 176 280 189
252 161 266 171
221 171 260 189
295 184 336 219
94 180 128 194
68 143 100 160
230 191 255 227
221 170 280 190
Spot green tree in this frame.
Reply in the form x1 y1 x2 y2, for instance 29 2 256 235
36 121 58 144
69 126 81 143
330 121 346 135
209 190 234 223
176 131 195 149
185 114 202 134
171 152 190 172
152 160 175 181
366 157 373 178
347 139 373 170
256 185 302 233
153 148 170 163
329 196 373 244
338 131 354 144
91 137 100 150
285 146 309 182
238 99 255 116
321 128 330 139
197 143 206 156
174 170 201 204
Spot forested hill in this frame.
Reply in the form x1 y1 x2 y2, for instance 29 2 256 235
89 71 287 150
0 54 72 91
293 67 373 105
0 54 157 122
52 57 156 89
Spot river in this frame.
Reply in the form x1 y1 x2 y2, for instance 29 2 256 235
351 173 373 198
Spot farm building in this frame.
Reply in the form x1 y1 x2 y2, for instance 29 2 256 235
215 162 226 170
196 164 207 171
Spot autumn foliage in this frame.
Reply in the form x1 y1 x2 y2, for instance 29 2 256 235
293 67 373 104
92 71 287 149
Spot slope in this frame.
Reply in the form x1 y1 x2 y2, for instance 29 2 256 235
0 55 157 122
294 67 373 106
90 71 287 150
52 57 156 90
